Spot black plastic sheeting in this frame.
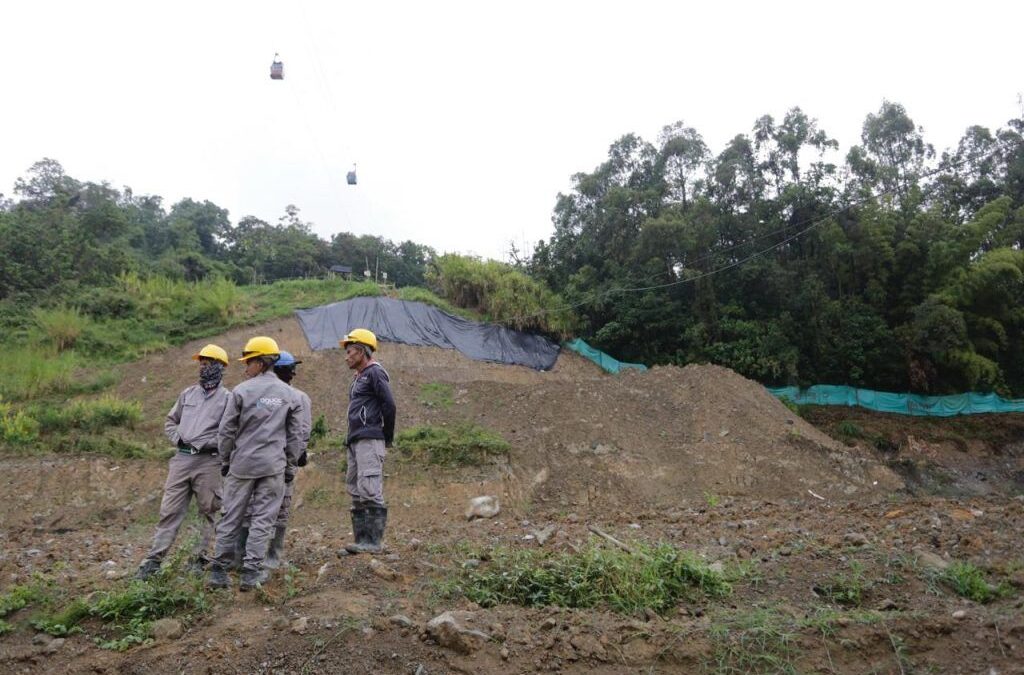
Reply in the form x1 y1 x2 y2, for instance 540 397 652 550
295 297 561 371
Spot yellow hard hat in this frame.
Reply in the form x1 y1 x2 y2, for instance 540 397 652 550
192 344 229 366
340 328 378 352
239 336 280 361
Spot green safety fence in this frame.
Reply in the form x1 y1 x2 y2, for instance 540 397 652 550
768 384 1024 417
564 338 647 374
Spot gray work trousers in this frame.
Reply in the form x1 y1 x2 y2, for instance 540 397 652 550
243 480 294 528
347 438 386 507
214 473 284 571
143 453 222 563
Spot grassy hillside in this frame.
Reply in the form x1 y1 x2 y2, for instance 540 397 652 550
0 276 466 456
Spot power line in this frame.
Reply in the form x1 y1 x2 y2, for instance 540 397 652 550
491 140 1011 327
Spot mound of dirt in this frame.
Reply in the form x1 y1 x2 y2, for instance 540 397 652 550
116 317 901 512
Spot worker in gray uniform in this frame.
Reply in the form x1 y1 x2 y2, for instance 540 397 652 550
136 344 232 580
207 336 303 591
339 328 396 555
233 350 312 570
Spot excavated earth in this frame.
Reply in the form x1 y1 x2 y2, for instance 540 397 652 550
0 316 1022 674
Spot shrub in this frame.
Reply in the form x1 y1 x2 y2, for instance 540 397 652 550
32 306 91 351
426 254 577 337
32 397 143 433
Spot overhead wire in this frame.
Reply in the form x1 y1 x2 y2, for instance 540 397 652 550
491 139 1010 327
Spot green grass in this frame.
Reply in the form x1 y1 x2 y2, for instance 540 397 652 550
815 560 870 607
32 306 93 352
419 382 454 409
941 562 1009 603
835 420 863 443
31 550 210 650
395 423 510 466
708 607 799 674
0 619 13 636
0 347 115 402
30 396 142 433
0 582 46 617
396 286 475 319
455 543 731 615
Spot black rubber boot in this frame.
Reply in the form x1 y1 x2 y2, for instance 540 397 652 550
343 507 373 554
135 558 161 581
186 555 209 576
265 525 287 570
232 527 249 571
206 562 231 589
239 566 269 591
367 505 388 552
346 505 385 554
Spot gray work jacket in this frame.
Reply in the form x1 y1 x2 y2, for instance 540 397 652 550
164 384 232 449
293 387 313 450
218 371 303 479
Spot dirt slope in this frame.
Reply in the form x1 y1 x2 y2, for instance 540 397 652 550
115 316 901 510
2 316 1021 674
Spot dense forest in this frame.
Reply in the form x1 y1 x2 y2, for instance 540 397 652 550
528 102 1024 396
2 101 1023 395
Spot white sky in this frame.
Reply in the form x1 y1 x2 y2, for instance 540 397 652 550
2 1 1021 261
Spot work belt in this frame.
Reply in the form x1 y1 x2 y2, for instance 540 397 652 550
177 441 218 456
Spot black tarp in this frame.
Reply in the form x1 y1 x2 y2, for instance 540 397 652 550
295 297 560 370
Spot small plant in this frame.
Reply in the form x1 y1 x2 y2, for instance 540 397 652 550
419 382 454 409
0 582 45 617
0 407 40 444
941 562 1007 603
395 423 510 466
306 485 332 506
835 420 863 442
0 619 13 636
310 414 328 442
707 607 799 674
816 561 869 607
703 491 721 509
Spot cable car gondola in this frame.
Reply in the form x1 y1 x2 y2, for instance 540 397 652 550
346 164 357 186
270 53 284 80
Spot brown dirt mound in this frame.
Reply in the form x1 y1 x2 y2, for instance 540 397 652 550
115 316 902 510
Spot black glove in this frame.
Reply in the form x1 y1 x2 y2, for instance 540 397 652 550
284 473 294 484
221 465 229 477
297 451 308 467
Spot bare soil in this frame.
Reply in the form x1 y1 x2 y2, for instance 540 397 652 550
2 317 1022 674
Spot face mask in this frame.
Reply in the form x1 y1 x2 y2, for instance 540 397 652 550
199 362 225 391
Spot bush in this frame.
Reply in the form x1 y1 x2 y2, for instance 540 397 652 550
32 397 142 433
459 543 731 615
32 306 91 351
395 424 510 466
426 254 577 337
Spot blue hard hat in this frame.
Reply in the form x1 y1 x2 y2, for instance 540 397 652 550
276 351 302 367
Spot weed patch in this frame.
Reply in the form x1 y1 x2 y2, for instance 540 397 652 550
815 561 870 607
455 543 730 615
31 551 210 649
419 382 454 409
941 562 1009 603
395 423 509 466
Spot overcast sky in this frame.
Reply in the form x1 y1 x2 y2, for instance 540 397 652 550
2 1 1021 261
